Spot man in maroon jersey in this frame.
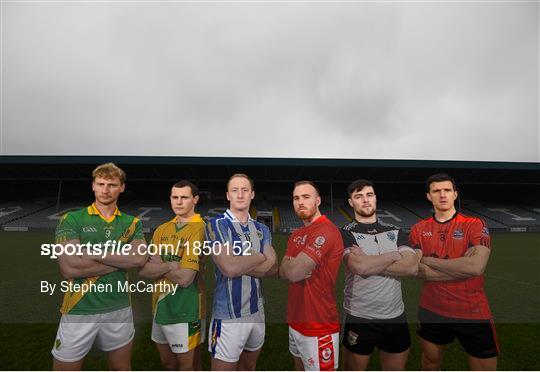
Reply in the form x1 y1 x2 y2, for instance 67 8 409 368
409 173 498 370
279 181 344 371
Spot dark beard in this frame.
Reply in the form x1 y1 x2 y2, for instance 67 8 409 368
357 208 376 218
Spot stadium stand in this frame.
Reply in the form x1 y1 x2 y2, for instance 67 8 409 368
463 203 539 232
394 200 434 220
4 198 540 233
320 203 349 228
3 202 86 231
276 202 303 232
1 201 55 231
0 158 538 233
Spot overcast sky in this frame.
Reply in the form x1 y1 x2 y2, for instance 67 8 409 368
2 1 538 162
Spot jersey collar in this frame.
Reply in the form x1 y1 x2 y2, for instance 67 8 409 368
171 213 203 224
87 203 121 223
309 214 327 225
432 211 459 224
225 209 254 223
352 218 378 227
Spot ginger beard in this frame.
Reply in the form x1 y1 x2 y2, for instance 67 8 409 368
295 207 317 220
294 201 318 220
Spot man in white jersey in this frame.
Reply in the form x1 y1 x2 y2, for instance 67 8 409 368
206 174 278 370
341 179 421 370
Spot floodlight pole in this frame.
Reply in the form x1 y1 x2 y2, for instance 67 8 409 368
330 182 334 217
56 180 62 212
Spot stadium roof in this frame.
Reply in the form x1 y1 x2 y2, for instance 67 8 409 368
1 156 538 185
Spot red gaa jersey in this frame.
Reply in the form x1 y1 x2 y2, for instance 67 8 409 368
286 215 344 336
409 212 493 319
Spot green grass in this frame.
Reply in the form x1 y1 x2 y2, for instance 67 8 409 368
1 232 539 370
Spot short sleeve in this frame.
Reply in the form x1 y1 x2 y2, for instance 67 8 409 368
206 218 229 244
301 227 336 266
468 219 491 249
261 224 272 246
55 213 79 243
150 225 162 246
408 224 421 251
396 228 409 247
131 219 145 241
285 234 295 257
118 217 145 245
340 229 357 249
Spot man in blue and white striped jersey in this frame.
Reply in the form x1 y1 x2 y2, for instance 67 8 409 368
206 173 278 371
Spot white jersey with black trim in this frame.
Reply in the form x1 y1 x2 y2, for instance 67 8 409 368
341 219 414 319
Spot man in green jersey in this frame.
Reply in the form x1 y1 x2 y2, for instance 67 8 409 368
52 163 148 370
140 180 206 370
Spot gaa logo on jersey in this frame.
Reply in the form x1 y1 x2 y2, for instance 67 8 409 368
386 231 396 242
422 231 433 237
321 347 332 362
313 236 326 249
83 226 97 233
452 230 464 239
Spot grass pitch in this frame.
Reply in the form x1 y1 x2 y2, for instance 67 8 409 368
1 231 539 370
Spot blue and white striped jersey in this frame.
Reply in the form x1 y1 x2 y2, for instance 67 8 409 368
206 209 272 319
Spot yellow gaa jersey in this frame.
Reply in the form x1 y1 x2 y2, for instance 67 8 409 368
151 214 206 324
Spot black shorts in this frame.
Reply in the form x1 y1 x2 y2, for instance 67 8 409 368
417 307 499 359
342 312 411 355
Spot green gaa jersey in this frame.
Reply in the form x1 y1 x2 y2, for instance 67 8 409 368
55 203 144 315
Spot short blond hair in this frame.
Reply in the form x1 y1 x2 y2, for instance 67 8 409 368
92 163 126 184
227 173 254 191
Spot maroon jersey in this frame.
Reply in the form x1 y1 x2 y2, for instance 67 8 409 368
286 215 344 336
409 212 493 319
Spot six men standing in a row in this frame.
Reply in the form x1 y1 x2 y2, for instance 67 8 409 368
51 163 497 371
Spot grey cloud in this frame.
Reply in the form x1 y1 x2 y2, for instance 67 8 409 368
3 2 538 161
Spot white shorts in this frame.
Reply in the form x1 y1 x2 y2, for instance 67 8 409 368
51 307 135 363
151 319 205 353
289 327 339 371
209 311 265 363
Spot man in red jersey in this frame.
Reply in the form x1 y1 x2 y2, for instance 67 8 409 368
279 181 344 371
409 173 498 371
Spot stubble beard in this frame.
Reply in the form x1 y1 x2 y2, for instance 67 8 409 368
357 207 376 218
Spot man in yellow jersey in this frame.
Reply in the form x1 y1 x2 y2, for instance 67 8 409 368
52 163 148 370
139 180 206 370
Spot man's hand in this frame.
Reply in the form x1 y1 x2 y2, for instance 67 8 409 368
417 262 429 279
149 254 163 263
